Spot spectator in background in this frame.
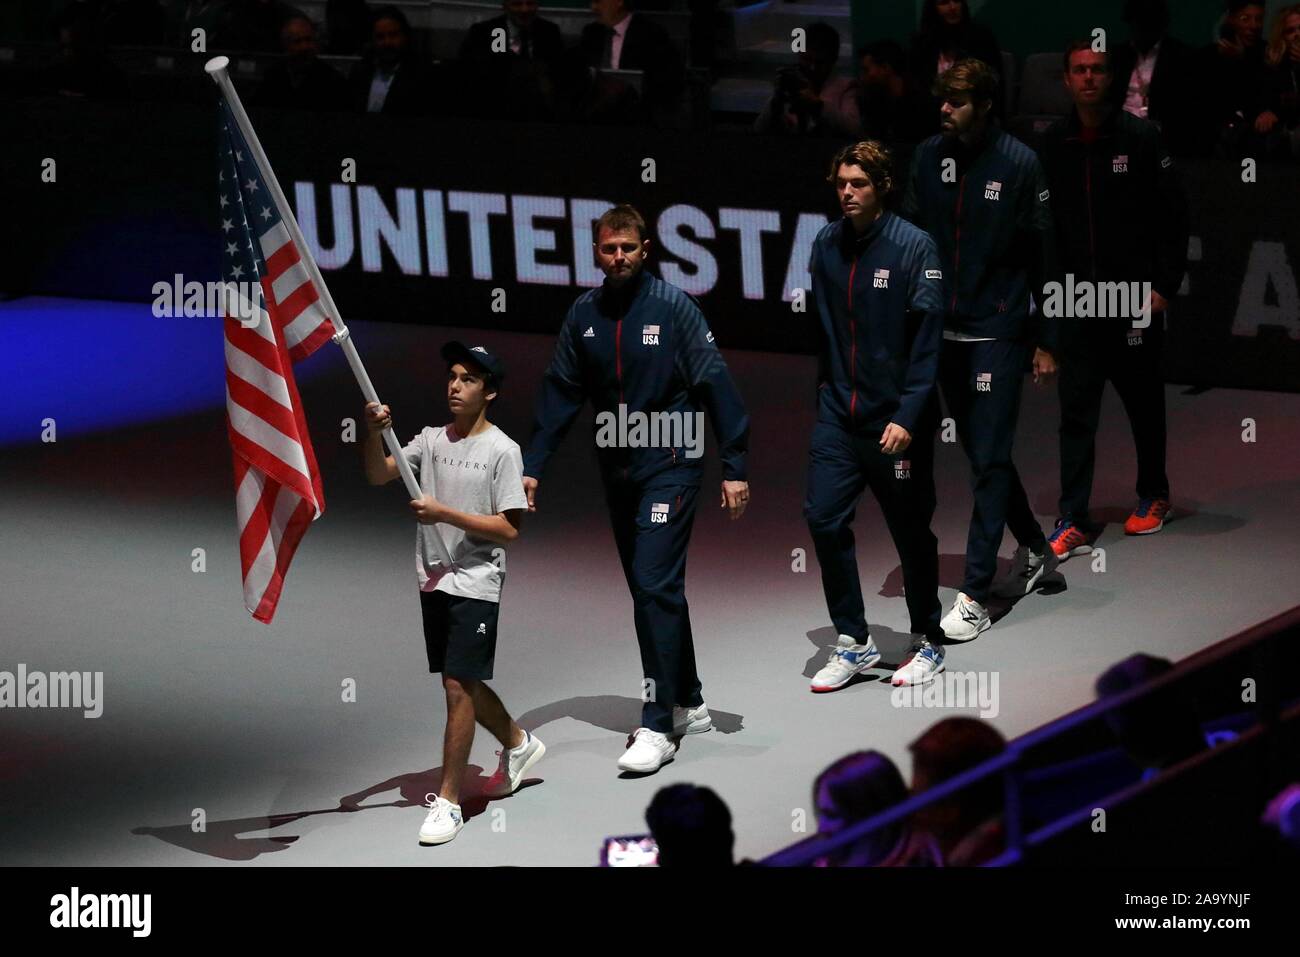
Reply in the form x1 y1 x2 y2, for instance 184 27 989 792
1110 0 1196 155
576 0 686 125
216 0 304 53
687 0 719 76
1258 4 1300 158
348 5 438 116
324 0 371 56
754 22 859 136
99 0 168 45
1260 783 1300 863
459 0 565 121
907 0 1003 124
1095 654 1234 782
1199 0 1268 157
461 0 564 67
856 39 931 142
645 784 734 867
812 751 942 867
41 3 130 99
906 717 1007 865
162 0 227 49
257 14 347 111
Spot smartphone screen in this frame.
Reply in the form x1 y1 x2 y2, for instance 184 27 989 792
601 834 659 867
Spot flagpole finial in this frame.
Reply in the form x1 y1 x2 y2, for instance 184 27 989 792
204 55 230 75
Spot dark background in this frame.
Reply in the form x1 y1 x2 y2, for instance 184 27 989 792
2 94 1297 391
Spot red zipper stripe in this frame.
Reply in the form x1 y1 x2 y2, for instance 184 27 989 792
1084 158 1096 280
615 317 623 404
951 173 965 315
847 259 858 420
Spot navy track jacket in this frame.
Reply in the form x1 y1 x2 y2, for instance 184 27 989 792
900 126 1058 348
809 211 945 434
1037 108 1189 302
523 270 750 486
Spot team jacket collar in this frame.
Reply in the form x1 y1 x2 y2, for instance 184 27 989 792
940 122 997 163
1064 105 1119 142
837 210 891 257
596 268 651 317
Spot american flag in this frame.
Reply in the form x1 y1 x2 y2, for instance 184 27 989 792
217 98 334 622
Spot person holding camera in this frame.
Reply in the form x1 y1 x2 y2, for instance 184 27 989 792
754 22 860 137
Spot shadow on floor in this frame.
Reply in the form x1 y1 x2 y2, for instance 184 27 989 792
132 763 518 861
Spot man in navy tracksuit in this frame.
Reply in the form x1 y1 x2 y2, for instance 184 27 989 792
804 140 948 692
900 58 1061 641
522 204 751 775
1038 42 1188 560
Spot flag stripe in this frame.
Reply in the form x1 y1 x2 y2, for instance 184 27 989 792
282 299 329 349
271 260 310 305
219 102 331 623
226 387 312 486
274 278 321 333
224 336 292 410
227 368 300 438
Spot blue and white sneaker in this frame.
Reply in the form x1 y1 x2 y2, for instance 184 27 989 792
892 638 946 687
940 592 990 642
811 634 882 692
418 793 463 845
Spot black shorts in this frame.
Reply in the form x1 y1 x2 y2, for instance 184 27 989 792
419 589 500 679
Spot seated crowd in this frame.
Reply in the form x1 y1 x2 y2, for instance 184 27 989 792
15 0 1300 153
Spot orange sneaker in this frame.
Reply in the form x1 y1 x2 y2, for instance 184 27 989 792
1124 498 1171 535
1047 520 1092 560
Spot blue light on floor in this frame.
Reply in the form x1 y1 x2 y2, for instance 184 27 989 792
0 297 338 447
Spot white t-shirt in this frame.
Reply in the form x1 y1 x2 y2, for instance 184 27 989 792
400 423 528 603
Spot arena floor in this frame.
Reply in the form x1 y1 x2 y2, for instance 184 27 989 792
2 296 1297 866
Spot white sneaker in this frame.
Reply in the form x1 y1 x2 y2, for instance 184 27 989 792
483 730 546 798
892 638 946 686
992 544 1058 599
940 592 990 642
617 728 677 773
418 793 463 845
810 634 882 692
672 703 712 735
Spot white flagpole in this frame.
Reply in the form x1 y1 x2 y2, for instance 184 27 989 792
205 55 454 570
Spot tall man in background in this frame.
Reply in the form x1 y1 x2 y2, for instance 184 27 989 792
900 58 1060 642
1038 42 1188 558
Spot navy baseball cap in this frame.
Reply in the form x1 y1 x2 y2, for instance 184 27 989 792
441 341 505 386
